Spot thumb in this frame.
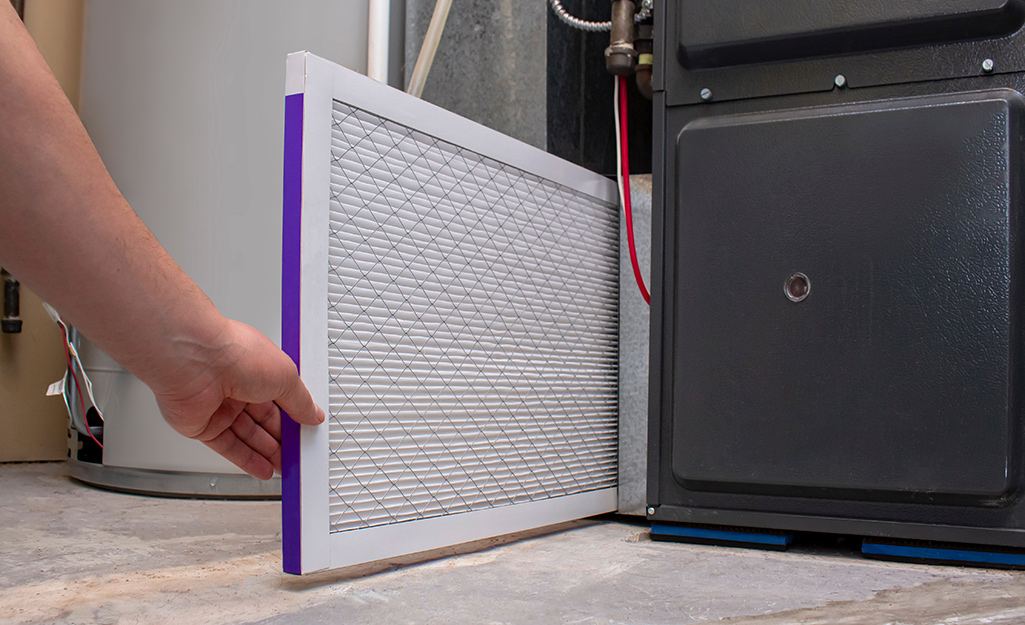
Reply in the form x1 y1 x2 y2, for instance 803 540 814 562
274 359 325 426
221 320 325 425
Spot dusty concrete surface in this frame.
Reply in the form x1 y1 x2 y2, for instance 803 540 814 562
3 462 1025 624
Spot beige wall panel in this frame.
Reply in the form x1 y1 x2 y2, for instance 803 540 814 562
0 289 70 462
23 0 85 109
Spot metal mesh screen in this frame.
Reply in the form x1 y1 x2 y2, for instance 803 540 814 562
326 101 619 533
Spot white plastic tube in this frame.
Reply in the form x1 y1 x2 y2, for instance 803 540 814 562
367 0 390 84
406 0 453 98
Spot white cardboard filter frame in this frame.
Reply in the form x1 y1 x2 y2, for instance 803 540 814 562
282 51 620 575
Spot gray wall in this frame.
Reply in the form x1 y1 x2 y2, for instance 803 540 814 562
405 0 546 149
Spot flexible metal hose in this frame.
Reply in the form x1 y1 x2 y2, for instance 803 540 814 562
548 0 651 32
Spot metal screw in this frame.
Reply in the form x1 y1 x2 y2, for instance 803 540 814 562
209 477 218 488
642 0 653 10
834 74 846 88
700 88 712 101
646 506 656 516
983 58 995 73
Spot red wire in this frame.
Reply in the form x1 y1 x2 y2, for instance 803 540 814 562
619 76 650 305
61 324 102 449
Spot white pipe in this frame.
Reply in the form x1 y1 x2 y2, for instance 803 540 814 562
367 0 390 84
406 0 453 98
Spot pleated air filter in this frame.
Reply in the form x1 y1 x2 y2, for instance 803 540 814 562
281 52 620 574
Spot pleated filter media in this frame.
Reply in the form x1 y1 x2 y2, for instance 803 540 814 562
326 100 620 531
282 53 621 574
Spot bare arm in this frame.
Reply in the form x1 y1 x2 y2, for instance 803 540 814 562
0 2 323 479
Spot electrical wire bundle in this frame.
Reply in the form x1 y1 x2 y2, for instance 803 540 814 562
42 302 104 449
614 75 651 305
548 0 652 305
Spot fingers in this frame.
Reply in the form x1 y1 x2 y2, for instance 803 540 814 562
204 426 276 480
226 323 325 427
230 409 282 473
270 356 325 427
194 397 247 441
152 319 325 479
192 402 284 479
246 401 282 441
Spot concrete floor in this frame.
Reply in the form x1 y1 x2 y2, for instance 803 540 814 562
4 463 1025 624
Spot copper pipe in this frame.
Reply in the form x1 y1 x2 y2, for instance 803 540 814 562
605 0 638 76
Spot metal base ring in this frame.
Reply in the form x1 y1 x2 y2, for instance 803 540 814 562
67 458 281 500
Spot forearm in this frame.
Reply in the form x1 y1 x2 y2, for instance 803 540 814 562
0 3 227 385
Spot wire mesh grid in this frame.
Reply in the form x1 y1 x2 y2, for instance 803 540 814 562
326 100 619 533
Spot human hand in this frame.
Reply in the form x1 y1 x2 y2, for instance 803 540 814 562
147 319 324 480
0 2 323 480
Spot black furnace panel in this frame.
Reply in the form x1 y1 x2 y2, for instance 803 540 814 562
650 1 1025 547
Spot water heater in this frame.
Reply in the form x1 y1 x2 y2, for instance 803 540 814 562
71 0 370 496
